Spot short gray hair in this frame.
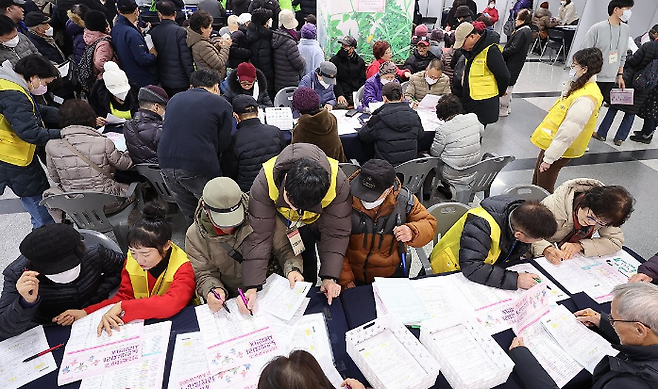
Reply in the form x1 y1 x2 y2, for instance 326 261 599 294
612 282 658 334
427 59 443 71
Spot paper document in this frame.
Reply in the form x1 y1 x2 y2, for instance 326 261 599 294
105 113 126 125
167 332 216 389
144 34 154 50
80 321 172 389
259 273 312 321
373 277 431 325
416 93 441 110
265 107 293 130
513 284 551 334
105 132 127 152
284 313 333 360
318 355 343 388
541 305 617 373
610 88 634 105
0 326 57 389
57 61 70 78
507 263 569 302
368 101 384 112
58 306 145 385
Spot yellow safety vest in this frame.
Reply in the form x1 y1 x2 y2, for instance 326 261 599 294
467 44 499 101
262 155 339 225
531 82 603 158
109 102 132 120
125 243 189 299
0 79 37 166
430 207 502 274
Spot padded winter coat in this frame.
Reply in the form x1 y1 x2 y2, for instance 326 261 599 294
83 29 115 80
151 20 194 90
111 15 158 88
231 0 250 15
430 113 483 185
403 49 437 75
66 19 85 63
503 24 532 85
404 70 451 102
248 0 282 27
186 27 230 80
224 68 273 107
227 28 251 70
246 22 274 94
88 79 138 119
0 33 39 66
123 109 163 164
298 71 336 107
292 108 346 162
613 40 658 115
271 29 306 92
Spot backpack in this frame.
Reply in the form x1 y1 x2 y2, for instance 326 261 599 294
78 37 111 92
633 59 658 90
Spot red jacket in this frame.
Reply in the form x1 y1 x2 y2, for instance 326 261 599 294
366 58 409 80
83 260 196 322
484 6 499 24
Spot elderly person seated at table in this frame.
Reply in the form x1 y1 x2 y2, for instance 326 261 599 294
365 40 411 80
0 224 124 338
531 179 634 264
509 282 658 389
403 36 438 75
362 61 398 110
224 62 273 107
339 159 436 288
298 61 337 110
405 59 451 107
430 196 558 289
291 87 346 162
358 82 423 165
88 61 138 122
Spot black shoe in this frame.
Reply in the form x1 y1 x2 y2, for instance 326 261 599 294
630 134 653 144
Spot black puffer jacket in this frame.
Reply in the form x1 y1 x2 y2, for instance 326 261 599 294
502 24 532 85
293 0 316 18
0 243 124 339
403 49 437 74
222 118 286 191
614 40 658 115
357 102 424 165
458 195 528 290
123 109 163 164
330 48 366 104
228 28 251 69
271 29 305 92
224 68 273 107
88 79 139 119
150 19 195 90
246 22 274 95
248 0 282 27
26 32 65 64
231 0 250 15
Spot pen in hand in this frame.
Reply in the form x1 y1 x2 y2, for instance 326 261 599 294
237 288 253 316
210 288 230 313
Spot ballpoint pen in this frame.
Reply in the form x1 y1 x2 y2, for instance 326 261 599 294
23 343 65 362
211 288 230 313
237 288 253 316
396 215 407 277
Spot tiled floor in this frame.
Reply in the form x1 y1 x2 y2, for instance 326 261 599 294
1 62 657 295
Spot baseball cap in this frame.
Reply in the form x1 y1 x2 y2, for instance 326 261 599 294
236 62 257 83
350 159 396 202
416 36 430 46
453 22 475 49
232 94 258 114
339 36 357 48
202 177 245 228
317 61 337 85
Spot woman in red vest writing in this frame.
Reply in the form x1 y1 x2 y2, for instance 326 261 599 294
60 202 196 335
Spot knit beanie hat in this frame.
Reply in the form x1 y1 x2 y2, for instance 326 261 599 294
300 23 316 39
237 13 251 25
236 62 257 82
103 61 130 96
378 61 396 76
251 8 273 27
430 28 444 41
20 224 82 275
84 10 107 32
278 9 297 30
414 24 428 37
292 87 320 113
138 85 169 105
455 5 472 18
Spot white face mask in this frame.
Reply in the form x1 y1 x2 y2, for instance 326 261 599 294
560 1 566 5
266 18 273 28
113 90 129 101
2 35 20 48
361 196 386 210
620 9 632 22
318 78 329 89
45 264 81 284
425 76 438 85
44 27 54 37
569 68 579 81
381 78 391 85
488 4 495 8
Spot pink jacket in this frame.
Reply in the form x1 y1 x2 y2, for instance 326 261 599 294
83 29 115 79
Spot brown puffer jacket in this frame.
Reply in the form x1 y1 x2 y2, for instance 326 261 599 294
45 125 133 196
186 27 230 80
241 143 352 287
186 194 303 299
291 108 346 162
340 176 436 287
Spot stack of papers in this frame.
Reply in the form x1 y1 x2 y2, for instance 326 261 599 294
259 274 312 321
0 326 57 389
265 107 293 130
373 277 431 325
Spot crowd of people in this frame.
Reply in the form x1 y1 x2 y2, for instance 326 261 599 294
0 0 658 388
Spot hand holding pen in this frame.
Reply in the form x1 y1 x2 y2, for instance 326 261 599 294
341 378 366 389
237 288 254 316
208 288 230 313
574 308 601 328
17 269 40 304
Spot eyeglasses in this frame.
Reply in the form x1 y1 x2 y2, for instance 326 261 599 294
608 314 652 329
586 209 609 227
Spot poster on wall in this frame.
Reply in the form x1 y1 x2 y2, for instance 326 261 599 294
318 0 414 63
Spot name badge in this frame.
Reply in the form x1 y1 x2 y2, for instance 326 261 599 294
287 228 306 256
609 51 618 64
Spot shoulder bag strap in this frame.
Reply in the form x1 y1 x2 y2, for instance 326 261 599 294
61 138 114 180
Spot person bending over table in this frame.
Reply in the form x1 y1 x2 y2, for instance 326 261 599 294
186 177 303 312
0 224 124 338
631 253 658 284
531 179 634 264
509 282 658 389
430 195 557 289
59 202 196 335
340 159 436 288
239 143 351 313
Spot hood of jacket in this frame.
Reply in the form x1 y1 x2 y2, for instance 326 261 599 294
192 193 253 242
83 28 111 45
270 143 332 188
271 29 296 49
246 22 272 44
296 108 336 135
186 27 208 48
0 60 28 88
535 8 551 18
373 102 419 133
467 28 499 58
227 67 268 94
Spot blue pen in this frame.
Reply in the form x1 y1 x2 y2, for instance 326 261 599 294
396 215 407 277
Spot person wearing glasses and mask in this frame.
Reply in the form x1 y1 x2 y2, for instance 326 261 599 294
509 282 658 389
531 179 634 264
224 62 273 107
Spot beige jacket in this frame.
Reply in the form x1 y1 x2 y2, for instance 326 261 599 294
404 70 451 102
531 178 624 257
185 194 302 299
557 3 578 25
186 27 230 80
45 125 133 196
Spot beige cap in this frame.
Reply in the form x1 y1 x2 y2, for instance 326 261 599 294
202 178 245 228
453 22 475 50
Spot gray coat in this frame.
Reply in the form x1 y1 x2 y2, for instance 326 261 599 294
0 33 39 66
430 113 483 185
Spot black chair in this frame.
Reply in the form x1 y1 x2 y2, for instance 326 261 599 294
541 29 566 65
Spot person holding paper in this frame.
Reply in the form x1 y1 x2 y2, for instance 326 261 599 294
240 143 351 311
530 47 604 193
186 10 231 81
404 59 451 106
362 61 398 110
61 202 196 335
298 61 338 110
509 282 658 389
430 196 558 289
88 61 138 123
531 179 634 264
0 224 124 338
339 159 436 288
186 177 303 312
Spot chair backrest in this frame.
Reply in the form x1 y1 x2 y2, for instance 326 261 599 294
356 85 365 105
41 191 124 233
503 184 551 202
451 155 515 203
338 162 360 178
400 81 409 94
78 229 123 254
394 156 441 195
136 163 176 203
547 28 565 41
426 202 470 245
273 87 297 108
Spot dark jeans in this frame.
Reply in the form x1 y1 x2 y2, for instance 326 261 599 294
161 168 209 225
299 224 320 284
597 107 635 141
532 149 572 193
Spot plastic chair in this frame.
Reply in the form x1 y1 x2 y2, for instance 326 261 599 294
135 163 177 204
394 156 441 197
40 183 139 252
273 87 297 108
355 85 365 105
338 161 360 178
447 155 516 204
415 202 470 275
401 81 409 94
541 29 566 65
78 229 123 254
503 184 551 202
